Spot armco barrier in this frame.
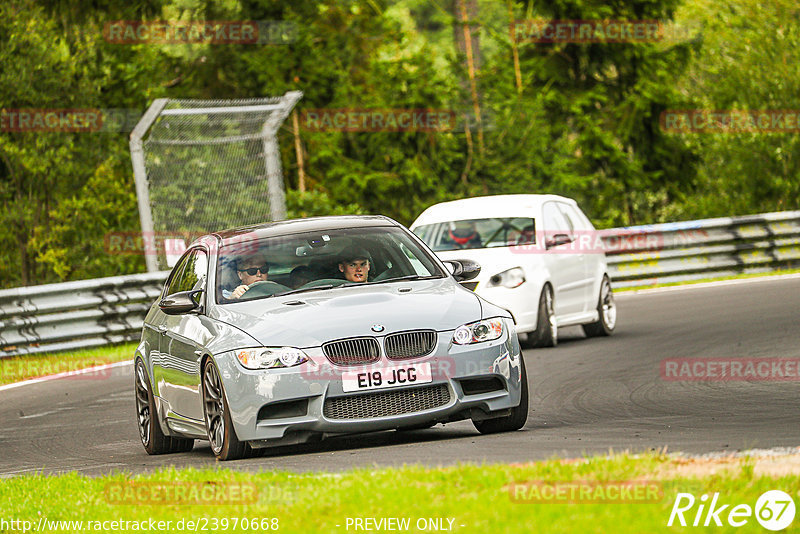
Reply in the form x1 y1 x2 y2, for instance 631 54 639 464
1 211 799 357
603 210 800 288
0 271 168 357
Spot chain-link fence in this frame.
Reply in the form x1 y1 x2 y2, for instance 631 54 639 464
130 91 302 271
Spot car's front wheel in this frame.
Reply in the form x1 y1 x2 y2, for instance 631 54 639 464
472 355 529 434
582 275 616 337
135 359 194 455
202 359 247 461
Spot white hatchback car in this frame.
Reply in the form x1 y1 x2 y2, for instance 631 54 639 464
411 195 616 347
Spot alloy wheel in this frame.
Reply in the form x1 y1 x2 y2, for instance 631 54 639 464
135 361 151 446
600 278 616 329
203 363 225 455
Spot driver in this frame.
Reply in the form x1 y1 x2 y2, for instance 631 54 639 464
447 220 482 249
338 247 370 283
228 255 270 299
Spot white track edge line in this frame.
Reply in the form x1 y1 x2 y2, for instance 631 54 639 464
616 272 800 297
0 360 133 393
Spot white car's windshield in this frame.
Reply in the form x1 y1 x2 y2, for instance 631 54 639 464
413 217 535 252
216 226 444 303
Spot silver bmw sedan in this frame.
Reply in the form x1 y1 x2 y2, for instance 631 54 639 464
135 215 528 460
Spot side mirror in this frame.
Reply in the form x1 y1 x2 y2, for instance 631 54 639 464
443 259 481 282
546 233 572 249
159 290 203 315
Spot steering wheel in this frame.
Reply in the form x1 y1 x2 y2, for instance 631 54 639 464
243 280 291 298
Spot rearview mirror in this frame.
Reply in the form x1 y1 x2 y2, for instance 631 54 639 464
546 233 572 249
443 259 481 282
159 290 203 315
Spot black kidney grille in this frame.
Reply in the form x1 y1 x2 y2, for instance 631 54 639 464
323 384 451 420
384 330 437 360
322 337 380 366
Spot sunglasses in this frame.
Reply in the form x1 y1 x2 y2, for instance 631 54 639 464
238 263 269 276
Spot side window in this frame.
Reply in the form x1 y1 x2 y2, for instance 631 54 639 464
557 203 577 238
176 250 208 293
558 203 589 234
164 253 190 296
542 202 570 235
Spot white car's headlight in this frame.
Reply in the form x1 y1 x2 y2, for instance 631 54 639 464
486 267 526 289
236 347 309 370
453 318 505 345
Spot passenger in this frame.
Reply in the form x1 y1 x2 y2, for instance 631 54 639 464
338 247 371 283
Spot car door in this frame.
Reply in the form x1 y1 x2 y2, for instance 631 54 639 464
159 247 213 422
541 201 584 316
557 202 598 312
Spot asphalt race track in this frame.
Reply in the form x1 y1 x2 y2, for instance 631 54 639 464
1 276 799 477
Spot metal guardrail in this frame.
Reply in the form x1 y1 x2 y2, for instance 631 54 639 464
0 272 168 357
603 210 800 288
1 210 799 357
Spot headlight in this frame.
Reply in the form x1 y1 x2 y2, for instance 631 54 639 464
486 267 526 289
453 318 505 345
236 347 309 370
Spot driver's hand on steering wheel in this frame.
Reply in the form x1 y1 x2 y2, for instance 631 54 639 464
231 284 250 299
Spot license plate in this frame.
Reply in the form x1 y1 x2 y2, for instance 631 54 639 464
341 363 432 393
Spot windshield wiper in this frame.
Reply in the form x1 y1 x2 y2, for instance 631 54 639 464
273 284 338 297
273 282 364 298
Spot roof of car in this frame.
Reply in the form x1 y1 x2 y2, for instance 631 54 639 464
211 215 400 245
411 194 576 226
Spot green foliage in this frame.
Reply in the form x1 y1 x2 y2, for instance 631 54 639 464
1 0 797 288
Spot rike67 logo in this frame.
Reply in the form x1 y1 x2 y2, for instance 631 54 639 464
668 490 795 530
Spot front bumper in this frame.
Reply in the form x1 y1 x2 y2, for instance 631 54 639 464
214 328 524 445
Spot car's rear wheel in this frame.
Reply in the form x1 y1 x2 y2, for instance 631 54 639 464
202 360 247 461
135 359 194 455
582 275 616 337
472 356 529 434
523 285 557 348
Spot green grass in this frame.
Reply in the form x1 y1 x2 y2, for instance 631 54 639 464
0 342 136 386
615 268 800 292
0 453 797 533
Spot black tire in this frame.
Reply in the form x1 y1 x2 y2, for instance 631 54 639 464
135 359 194 455
582 275 616 337
472 355 529 434
202 359 247 461
522 285 557 348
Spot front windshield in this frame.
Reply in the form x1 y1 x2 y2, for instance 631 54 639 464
413 217 535 252
216 226 444 304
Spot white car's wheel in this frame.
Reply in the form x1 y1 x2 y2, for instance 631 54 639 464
583 275 616 337
523 285 557 348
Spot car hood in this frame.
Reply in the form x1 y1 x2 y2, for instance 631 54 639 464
209 278 481 348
